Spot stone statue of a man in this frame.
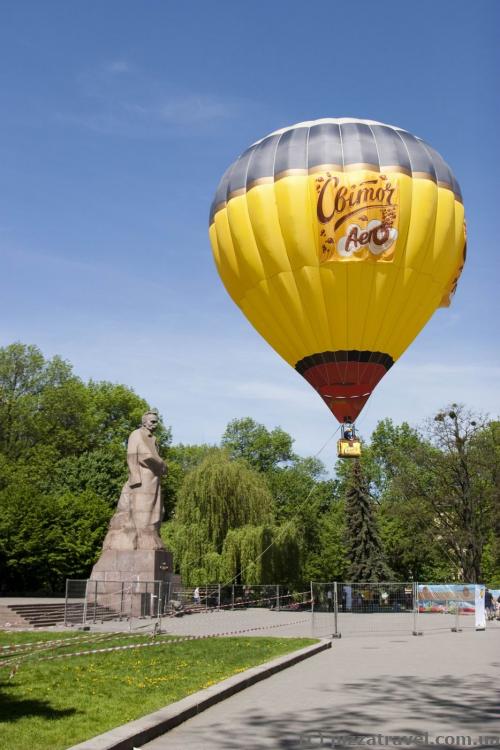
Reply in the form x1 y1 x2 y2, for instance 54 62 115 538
102 411 167 551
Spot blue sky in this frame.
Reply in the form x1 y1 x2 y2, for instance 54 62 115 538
1 1 498 464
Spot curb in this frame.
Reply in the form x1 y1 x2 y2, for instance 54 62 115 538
67 638 332 750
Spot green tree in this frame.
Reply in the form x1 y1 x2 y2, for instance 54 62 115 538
163 449 301 585
221 417 295 472
479 421 500 586
368 419 452 580
302 500 348 582
268 456 327 517
345 461 391 582
362 411 499 583
221 417 354 585
54 444 128 506
0 342 171 593
162 443 216 521
0 343 168 459
0 486 111 593
268 457 345 581
376 406 495 583
174 449 273 548
0 343 76 458
426 405 496 582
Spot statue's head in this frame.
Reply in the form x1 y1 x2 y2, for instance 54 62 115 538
141 411 160 432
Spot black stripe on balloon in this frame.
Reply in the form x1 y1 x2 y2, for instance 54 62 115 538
295 350 394 375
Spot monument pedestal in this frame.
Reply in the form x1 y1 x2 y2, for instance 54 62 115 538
90 548 173 583
89 549 180 618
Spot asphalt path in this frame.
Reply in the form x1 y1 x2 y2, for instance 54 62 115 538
139 623 500 750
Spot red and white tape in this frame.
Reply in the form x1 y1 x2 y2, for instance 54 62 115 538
1 617 310 670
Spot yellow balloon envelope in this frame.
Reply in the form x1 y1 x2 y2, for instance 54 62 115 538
209 118 466 423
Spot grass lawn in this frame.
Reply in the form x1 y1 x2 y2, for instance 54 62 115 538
0 629 316 750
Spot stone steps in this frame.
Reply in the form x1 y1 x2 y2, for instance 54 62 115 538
0 605 32 629
3 603 119 628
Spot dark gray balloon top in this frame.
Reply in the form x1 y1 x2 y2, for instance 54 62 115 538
209 118 462 224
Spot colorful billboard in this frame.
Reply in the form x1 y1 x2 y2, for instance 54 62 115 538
418 584 475 615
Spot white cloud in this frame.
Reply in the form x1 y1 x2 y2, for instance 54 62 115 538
57 61 251 137
106 60 131 74
159 94 235 124
234 380 314 405
397 362 500 379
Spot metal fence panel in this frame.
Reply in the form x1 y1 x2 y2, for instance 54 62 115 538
64 579 88 626
64 578 488 639
416 582 478 634
65 579 170 626
320 582 416 637
170 585 310 613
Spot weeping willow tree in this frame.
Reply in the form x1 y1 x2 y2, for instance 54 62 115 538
163 449 302 585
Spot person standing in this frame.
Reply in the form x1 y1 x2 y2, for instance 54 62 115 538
485 588 494 620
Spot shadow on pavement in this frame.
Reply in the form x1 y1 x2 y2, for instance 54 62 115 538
180 673 500 749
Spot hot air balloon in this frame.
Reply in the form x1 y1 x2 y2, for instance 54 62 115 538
208 118 466 457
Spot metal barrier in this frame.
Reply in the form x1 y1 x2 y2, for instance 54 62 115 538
169 584 326 639
313 581 417 638
417 582 479 634
64 579 489 638
64 579 88 626
311 582 488 637
171 585 220 610
170 585 310 613
65 579 171 627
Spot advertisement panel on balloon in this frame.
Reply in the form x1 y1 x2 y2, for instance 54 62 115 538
314 171 399 263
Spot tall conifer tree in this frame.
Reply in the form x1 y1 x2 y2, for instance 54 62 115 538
345 461 391 582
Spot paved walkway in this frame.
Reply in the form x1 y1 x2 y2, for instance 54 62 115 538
88 608 337 639
0 597 66 604
84 607 477 640
140 625 500 749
